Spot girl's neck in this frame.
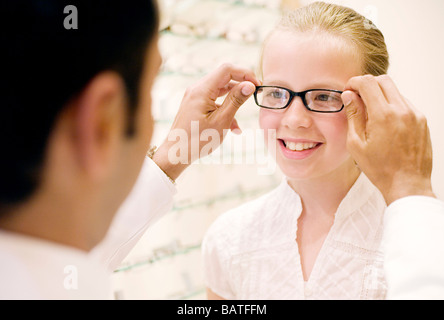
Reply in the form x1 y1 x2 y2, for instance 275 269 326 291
287 159 361 217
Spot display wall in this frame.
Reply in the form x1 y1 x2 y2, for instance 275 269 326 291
111 0 444 299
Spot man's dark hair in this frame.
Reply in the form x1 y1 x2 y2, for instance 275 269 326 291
0 0 159 206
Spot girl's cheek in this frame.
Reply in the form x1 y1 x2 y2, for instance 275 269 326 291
259 109 281 150
259 109 280 131
336 114 349 137
324 115 349 149
258 109 267 130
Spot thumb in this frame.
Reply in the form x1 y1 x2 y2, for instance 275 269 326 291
230 118 242 135
342 90 367 143
220 81 256 119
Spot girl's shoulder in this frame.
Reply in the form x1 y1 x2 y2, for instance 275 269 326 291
203 181 300 254
209 183 284 232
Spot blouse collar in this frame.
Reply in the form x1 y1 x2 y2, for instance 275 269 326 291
278 172 383 222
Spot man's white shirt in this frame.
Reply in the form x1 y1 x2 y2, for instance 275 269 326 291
383 196 444 299
0 157 176 299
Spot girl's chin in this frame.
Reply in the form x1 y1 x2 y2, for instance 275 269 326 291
278 165 323 181
276 156 358 182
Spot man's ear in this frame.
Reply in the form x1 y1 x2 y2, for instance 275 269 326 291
73 71 127 180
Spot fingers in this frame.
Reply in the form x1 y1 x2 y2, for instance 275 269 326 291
344 75 416 130
342 74 435 203
342 90 367 145
344 75 388 122
230 118 242 135
202 63 260 100
217 80 238 97
219 81 256 119
375 75 405 106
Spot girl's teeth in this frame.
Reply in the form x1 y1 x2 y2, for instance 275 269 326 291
285 141 317 151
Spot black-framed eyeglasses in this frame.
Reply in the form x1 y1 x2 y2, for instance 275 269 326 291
254 86 344 113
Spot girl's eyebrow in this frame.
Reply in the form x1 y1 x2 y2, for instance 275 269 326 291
261 79 292 88
262 79 344 91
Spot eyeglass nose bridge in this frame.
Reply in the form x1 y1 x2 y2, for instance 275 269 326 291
285 89 312 111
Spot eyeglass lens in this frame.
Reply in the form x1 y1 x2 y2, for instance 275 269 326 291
255 87 343 112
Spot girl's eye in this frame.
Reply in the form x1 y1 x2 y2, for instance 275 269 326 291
308 91 343 111
316 94 334 101
268 90 285 99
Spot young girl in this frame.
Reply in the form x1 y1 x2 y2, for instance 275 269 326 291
202 2 390 299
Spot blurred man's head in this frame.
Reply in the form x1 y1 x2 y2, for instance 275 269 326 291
0 0 161 250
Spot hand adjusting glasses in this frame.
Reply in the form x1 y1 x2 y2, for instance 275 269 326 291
254 86 344 113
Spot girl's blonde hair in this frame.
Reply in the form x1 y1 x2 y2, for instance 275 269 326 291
259 1 389 77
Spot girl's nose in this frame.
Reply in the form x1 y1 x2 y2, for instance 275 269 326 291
281 96 313 129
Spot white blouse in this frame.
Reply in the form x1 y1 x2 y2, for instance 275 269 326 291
202 173 388 300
